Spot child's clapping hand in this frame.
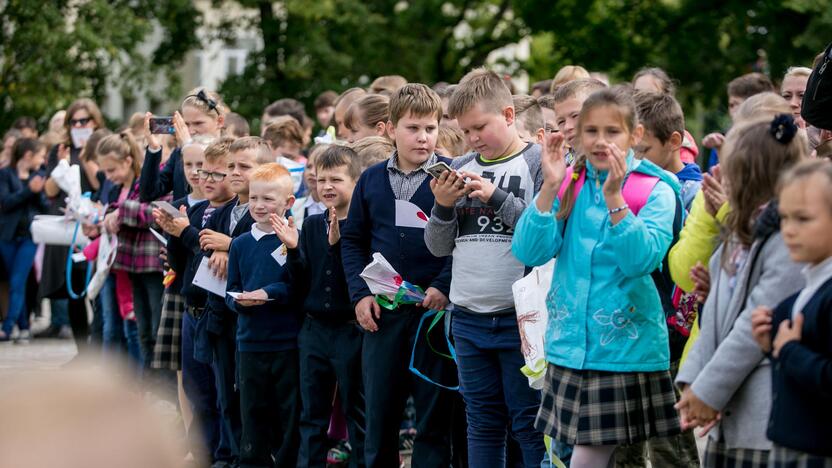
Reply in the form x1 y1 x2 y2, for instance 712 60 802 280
702 132 725 150
430 170 468 208
602 142 627 198
702 166 727 217
271 214 298 249
153 206 189 237
751 306 773 354
540 131 566 190
327 209 340 246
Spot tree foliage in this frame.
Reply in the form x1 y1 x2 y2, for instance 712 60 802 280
0 0 199 131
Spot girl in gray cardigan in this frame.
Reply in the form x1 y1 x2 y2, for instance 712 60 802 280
675 115 808 468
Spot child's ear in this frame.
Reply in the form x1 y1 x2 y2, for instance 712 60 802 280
536 128 545 145
216 114 225 129
385 120 396 140
374 121 386 136
286 194 296 209
631 124 645 146
669 131 683 151
503 106 516 126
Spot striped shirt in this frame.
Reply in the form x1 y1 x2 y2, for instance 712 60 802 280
386 152 438 201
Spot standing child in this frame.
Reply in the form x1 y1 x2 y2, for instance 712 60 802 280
341 83 454 468
512 88 682 468
262 118 307 197
140 87 227 202
425 68 546 466
0 138 48 342
552 79 607 165
225 163 300 467
274 145 366 467
675 115 807 467
751 159 832 467
98 132 168 370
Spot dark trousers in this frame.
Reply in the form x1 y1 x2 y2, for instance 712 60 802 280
207 313 242 464
362 305 454 468
182 311 221 463
238 349 301 468
452 310 545 468
129 271 165 367
298 317 365 468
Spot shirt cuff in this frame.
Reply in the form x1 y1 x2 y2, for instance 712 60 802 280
487 187 509 209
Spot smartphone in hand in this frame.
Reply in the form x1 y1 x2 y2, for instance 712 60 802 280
149 116 175 135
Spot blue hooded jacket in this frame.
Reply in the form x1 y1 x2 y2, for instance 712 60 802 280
512 152 679 372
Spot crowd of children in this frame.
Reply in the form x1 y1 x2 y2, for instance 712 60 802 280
1 39 831 468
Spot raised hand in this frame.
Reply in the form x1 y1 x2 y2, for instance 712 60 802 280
429 169 468 208
173 111 192 147
143 112 161 151
602 142 627 198
271 214 299 249
540 131 567 190
327 209 340 246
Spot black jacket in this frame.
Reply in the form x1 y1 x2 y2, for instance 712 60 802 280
767 278 832 456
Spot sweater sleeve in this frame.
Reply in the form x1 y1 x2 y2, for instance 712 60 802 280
777 341 832 398
424 203 458 258
340 176 373 303
118 199 155 228
139 147 176 202
688 235 805 411
669 191 728 292
285 225 311 299
607 180 675 278
511 194 564 267
224 241 243 314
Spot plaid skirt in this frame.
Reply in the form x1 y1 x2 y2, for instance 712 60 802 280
702 438 769 468
769 444 832 468
150 292 185 370
535 363 681 446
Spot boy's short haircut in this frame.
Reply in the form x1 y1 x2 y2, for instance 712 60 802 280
262 119 305 149
552 78 607 104
531 79 553 96
183 134 216 153
448 68 512 118
225 112 250 137
349 136 395 171
433 82 455 98
370 75 407 96
727 72 776 99
314 91 339 110
513 94 544 132
550 65 591 93
249 162 292 185
437 124 467 158
633 67 676 96
315 145 362 181
263 98 307 126
537 94 556 111
12 116 37 132
307 144 330 165
634 91 685 144
389 83 443 125
204 137 236 165
229 135 273 164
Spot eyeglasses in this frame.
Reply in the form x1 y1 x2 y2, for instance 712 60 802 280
196 169 227 182
70 117 92 127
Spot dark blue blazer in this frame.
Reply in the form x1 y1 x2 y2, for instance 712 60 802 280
139 147 187 202
0 167 48 242
767 278 832 456
340 158 452 305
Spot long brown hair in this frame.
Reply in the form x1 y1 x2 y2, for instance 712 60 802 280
721 116 808 247
63 99 105 142
96 131 143 178
556 88 638 220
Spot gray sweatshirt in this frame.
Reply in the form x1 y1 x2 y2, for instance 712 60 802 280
424 143 543 313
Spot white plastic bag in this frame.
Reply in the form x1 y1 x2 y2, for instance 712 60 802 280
30 215 90 247
512 259 554 390
87 233 118 300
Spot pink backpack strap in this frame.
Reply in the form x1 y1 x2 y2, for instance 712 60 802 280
557 166 586 203
621 172 660 216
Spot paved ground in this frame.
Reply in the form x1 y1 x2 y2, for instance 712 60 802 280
0 315 78 377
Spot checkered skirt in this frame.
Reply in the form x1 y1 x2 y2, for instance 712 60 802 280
769 444 832 468
150 292 185 370
535 363 681 446
702 439 769 468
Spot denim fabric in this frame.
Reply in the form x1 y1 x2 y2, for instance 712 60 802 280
0 238 37 334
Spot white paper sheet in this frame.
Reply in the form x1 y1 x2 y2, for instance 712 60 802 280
152 201 187 218
192 257 227 297
227 291 274 302
394 200 429 229
149 227 168 246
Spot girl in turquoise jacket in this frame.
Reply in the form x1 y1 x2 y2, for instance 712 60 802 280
512 89 681 467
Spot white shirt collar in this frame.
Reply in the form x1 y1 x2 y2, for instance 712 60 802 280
251 224 275 241
792 256 832 318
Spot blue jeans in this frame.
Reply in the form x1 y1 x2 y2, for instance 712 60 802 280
0 239 37 335
452 309 546 468
100 274 141 368
50 297 69 328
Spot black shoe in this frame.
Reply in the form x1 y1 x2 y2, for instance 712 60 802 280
34 325 60 339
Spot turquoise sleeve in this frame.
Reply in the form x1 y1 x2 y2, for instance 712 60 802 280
511 194 563 267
